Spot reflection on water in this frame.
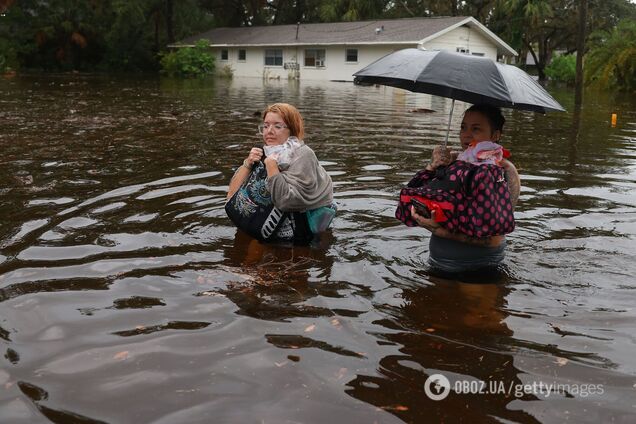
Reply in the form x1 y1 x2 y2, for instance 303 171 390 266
347 279 534 423
1 75 636 423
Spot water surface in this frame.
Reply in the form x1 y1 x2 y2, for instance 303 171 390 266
1 75 635 423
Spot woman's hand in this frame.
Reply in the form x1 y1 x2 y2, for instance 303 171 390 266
263 154 278 167
426 146 452 171
411 206 440 233
263 154 281 178
411 206 462 241
228 147 263 200
245 147 264 168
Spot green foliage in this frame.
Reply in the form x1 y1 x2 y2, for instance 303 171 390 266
1 0 635 75
487 0 635 81
160 39 215 77
545 54 576 84
0 38 18 72
218 64 234 79
318 0 385 22
586 19 636 91
0 0 213 72
102 1 155 71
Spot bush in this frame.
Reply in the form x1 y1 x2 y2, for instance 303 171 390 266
160 39 215 77
218 64 234 79
545 54 576 84
0 38 18 73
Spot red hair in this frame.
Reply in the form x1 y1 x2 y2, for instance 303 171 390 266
263 103 305 140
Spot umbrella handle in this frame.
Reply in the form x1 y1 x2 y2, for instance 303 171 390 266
444 99 455 147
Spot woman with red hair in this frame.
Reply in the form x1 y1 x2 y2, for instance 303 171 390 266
226 103 334 244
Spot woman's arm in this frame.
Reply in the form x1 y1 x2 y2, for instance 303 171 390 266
267 147 332 211
410 207 503 247
264 156 280 178
409 162 515 245
500 159 520 208
407 145 452 187
227 164 251 200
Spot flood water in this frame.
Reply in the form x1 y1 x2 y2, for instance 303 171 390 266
1 74 635 423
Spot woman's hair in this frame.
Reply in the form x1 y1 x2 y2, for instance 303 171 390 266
466 104 505 133
263 103 304 139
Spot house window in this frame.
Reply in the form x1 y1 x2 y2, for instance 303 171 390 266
345 48 358 63
304 49 326 67
221 49 228 60
264 49 283 66
471 52 485 57
456 47 470 54
238 49 246 61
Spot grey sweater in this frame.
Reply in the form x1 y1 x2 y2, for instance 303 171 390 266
267 144 333 212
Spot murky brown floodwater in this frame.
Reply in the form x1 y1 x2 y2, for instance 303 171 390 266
1 74 635 423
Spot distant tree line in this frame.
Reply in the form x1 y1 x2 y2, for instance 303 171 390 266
0 0 634 89
0 0 215 72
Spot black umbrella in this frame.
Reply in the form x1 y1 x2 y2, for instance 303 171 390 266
353 48 565 144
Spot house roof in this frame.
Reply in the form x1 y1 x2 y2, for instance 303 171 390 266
172 16 517 57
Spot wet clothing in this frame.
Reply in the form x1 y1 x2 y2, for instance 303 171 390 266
428 234 506 273
267 143 333 211
225 143 334 244
456 140 506 165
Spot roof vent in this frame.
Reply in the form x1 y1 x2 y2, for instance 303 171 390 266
375 27 383 35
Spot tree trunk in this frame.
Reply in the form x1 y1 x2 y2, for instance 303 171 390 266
519 45 528 68
165 0 174 44
536 37 550 82
154 11 160 52
575 0 588 108
525 40 544 79
451 0 458 16
295 0 305 23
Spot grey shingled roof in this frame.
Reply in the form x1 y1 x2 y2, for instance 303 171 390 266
177 16 470 46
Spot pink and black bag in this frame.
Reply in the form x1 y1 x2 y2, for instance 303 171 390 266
395 161 515 238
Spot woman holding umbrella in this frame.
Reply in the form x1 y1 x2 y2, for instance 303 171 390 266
396 104 520 273
354 48 564 273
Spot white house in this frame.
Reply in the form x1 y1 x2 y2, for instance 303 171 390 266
171 16 517 81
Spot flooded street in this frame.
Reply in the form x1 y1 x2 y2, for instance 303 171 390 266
1 74 636 423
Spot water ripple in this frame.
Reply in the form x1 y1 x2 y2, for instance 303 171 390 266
1 75 636 423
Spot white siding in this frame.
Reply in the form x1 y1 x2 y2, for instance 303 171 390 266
215 47 287 78
301 45 404 81
422 26 497 60
208 27 500 81
212 45 409 81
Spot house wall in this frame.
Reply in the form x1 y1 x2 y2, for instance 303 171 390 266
300 45 405 81
211 27 499 81
213 45 407 81
422 26 497 59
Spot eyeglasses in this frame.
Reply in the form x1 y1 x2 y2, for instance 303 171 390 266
258 123 288 134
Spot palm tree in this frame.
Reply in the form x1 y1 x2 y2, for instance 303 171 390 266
585 19 636 91
498 0 556 80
